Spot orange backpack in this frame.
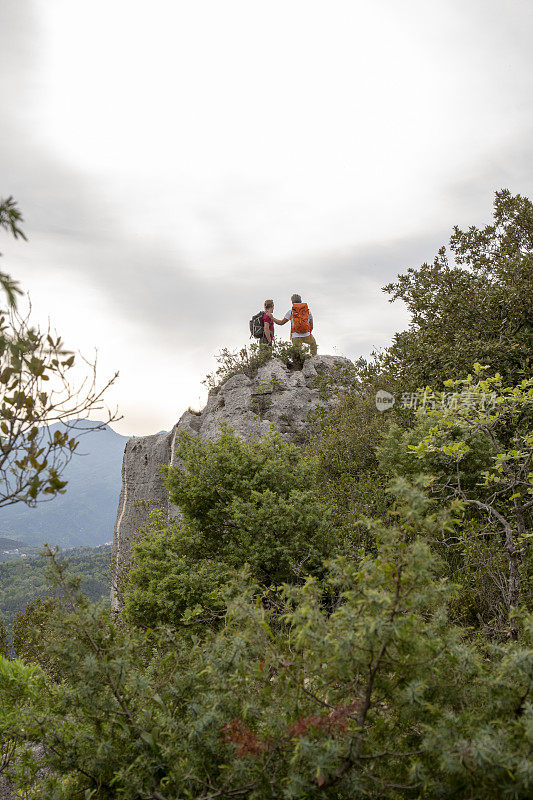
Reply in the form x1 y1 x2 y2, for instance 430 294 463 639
291 302 310 334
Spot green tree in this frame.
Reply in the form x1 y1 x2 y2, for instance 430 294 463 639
307 383 414 556
166 427 333 583
379 367 533 635
0 196 25 307
380 189 533 387
0 654 40 785
3 484 533 798
0 619 8 658
12 597 60 670
0 196 118 508
124 426 335 629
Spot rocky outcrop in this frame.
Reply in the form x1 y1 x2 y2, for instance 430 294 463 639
111 355 348 609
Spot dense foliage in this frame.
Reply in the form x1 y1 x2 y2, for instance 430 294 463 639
378 368 533 635
3 486 533 799
124 427 334 629
307 384 412 553
0 190 532 798
379 189 532 388
0 619 8 658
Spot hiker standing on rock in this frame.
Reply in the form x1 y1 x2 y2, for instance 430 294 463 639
262 299 275 346
269 293 317 355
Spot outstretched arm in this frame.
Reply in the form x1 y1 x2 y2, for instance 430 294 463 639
270 316 288 325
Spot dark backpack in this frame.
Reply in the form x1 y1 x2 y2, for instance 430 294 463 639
249 311 264 338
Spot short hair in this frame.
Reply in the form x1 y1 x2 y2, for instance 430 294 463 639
291 293 302 303
264 299 274 309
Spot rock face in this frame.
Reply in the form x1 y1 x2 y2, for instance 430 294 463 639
111 355 348 609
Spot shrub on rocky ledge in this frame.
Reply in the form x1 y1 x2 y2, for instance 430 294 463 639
204 341 311 390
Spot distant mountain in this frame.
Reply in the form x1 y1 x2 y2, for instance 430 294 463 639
0 421 128 548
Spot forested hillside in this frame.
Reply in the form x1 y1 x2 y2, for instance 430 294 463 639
0 545 111 629
0 537 39 562
1 191 532 799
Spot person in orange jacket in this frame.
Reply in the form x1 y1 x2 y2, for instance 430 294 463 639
269 293 317 355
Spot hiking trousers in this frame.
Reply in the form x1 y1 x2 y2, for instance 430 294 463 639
292 334 317 356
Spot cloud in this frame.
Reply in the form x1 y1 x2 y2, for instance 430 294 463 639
2 0 533 434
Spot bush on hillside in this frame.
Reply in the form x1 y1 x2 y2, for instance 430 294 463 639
124 426 335 629
378 368 533 635
4 483 533 799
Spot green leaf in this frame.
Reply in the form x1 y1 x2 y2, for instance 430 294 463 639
140 731 154 747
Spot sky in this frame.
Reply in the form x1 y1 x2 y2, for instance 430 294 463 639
1 0 532 436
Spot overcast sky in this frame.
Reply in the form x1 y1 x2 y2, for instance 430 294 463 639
1 0 532 435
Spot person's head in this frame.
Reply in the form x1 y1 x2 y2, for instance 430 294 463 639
291 293 302 304
264 299 274 311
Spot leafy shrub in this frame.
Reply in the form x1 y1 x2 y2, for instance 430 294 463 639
12 597 61 670
378 369 533 636
5 483 533 799
204 341 311 390
0 619 8 658
124 426 335 629
124 511 230 630
377 189 533 388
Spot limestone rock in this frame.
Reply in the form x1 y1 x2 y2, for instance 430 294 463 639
111 354 348 609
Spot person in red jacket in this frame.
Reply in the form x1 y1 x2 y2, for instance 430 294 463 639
261 299 275 345
269 293 317 355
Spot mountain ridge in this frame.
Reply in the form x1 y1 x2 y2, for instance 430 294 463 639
0 421 128 549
